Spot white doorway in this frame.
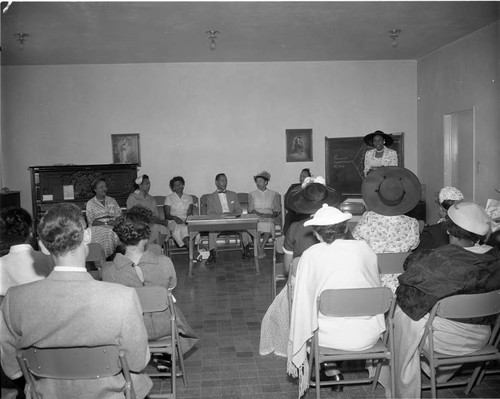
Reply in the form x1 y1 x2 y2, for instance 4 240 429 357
443 108 475 202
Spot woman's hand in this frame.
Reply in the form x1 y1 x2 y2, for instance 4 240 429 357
173 216 185 224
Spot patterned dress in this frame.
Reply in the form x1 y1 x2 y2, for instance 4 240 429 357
85 196 122 259
363 146 398 176
352 211 420 292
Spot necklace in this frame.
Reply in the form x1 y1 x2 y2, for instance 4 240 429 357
375 148 384 153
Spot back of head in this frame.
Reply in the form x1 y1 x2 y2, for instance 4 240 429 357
37 203 86 257
438 186 464 210
0 207 33 247
113 211 151 246
304 204 352 244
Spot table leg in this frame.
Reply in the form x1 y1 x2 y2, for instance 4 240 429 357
188 231 196 278
250 228 260 274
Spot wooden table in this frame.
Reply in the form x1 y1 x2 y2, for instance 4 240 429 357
186 214 260 278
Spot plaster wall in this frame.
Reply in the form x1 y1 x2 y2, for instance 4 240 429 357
417 21 500 223
1 60 417 212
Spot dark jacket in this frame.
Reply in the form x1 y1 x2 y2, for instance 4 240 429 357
415 222 449 251
396 244 500 321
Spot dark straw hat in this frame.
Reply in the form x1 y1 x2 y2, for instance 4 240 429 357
362 166 421 216
286 181 342 215
363 130 394 147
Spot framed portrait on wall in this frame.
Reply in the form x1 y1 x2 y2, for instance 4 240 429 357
286 129 313 162
111 134 141 166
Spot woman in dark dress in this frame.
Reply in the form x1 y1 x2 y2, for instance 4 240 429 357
283 168 312 235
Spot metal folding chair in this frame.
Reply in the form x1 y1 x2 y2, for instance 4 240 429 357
85 242 105 279
135 286 186 398
272 235 287 299
419 290 500 398
309 287 396 398
16 345 136 399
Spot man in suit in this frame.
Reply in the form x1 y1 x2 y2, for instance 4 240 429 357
0 203 152 399
206 173 252 264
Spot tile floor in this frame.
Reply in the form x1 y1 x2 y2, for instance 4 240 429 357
150 249 500 399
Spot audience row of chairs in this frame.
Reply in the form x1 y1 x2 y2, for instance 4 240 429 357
272 244 500 398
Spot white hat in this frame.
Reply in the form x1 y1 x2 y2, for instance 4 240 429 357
304 204 352 226
438 186 464 204
135 175 146 185
448 202 491 236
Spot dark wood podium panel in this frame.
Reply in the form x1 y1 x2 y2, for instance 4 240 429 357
29 164 138 227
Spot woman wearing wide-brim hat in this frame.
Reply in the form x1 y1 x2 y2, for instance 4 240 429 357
259 177 342 359
353 166 421 293
363 130 398 177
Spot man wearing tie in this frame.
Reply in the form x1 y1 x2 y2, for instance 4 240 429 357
206 173 252 264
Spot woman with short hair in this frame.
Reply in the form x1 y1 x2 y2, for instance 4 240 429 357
0 207 54 296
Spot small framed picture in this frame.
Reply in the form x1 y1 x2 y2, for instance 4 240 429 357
286 129 313 162
111 134 141 166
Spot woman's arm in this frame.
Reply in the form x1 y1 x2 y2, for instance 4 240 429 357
164 205 184 224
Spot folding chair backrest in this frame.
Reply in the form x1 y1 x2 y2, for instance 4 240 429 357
435 290 500 319
191 195 199 215
134 286 169 313
377 252 411 275
200 194 209 215
17 345 124 379
237 193 249 214
86 243 105 263
318 287 394 317
154 196 166 219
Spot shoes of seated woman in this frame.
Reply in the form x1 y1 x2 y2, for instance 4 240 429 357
152 353 172 372
242 244 253 259
311 362 344 392
206 249 217 265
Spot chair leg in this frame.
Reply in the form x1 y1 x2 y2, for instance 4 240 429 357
174 327 187 387
465 363 484 394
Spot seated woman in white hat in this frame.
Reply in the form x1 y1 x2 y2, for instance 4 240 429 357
288 204 386 397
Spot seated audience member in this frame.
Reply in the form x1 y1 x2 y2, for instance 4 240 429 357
260 177 341 357
164 176 196 249
205 173 252 264
101 210 199 355
126 174 169 247
0 207 54 297
283 168 312 234
288 205 386 397
363 130 398 177
415 186 464 251
353 166 420 293
379 202 500 398
248 171 281 258
0 203 152 398
85 177 122 259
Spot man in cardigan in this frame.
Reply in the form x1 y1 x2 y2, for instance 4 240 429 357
0 203 152 399
205 173 251 263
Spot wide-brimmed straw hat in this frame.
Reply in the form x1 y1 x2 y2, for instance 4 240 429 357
304 204 352 226
448 202 491 236
254 171 271 181
286 177 342 215
363 130 394 147
362 166 421 216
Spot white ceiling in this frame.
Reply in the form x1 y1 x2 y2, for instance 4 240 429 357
1 1 499 66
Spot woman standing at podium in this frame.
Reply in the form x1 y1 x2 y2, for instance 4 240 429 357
363 130 398 177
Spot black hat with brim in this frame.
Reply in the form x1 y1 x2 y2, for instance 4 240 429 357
286 183 342 215
362 166 421 216
363 131 394 147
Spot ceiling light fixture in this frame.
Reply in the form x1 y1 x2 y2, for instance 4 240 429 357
206 29 220 51
389 28 401 48
14 33 29 49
